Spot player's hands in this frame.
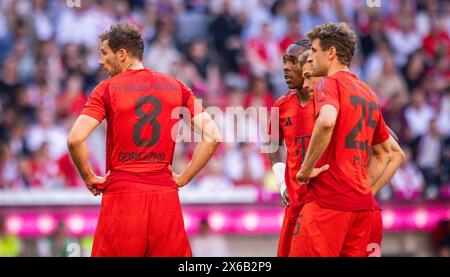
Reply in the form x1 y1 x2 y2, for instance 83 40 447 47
296 165 329 185
85 171 110 196
281 189 290 208
169 165 188 188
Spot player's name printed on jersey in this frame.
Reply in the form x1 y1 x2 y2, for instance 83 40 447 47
112 84 149 93
112 83 178 93
118 151 165 162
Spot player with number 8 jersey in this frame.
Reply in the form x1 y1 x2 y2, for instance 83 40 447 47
67 23 220 257
83 70 203 188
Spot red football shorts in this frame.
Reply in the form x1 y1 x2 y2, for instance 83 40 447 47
277 203 303 257
367 209 382 257
289 201 374 257
91 181 192 257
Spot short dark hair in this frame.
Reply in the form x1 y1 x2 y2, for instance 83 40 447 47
99 23 144 60
299 50 312 67
292 39 311 50
307 22 356 66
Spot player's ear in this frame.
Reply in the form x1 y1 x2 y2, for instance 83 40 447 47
118 48 127 62
328 46 337 61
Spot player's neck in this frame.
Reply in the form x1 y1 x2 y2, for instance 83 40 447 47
122 60 144 73
326 63 349 77
296 89 311 107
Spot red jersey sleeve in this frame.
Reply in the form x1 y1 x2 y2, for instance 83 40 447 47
314 78 340 118
81 81 108 122
372 111 390 145
176 79 204 118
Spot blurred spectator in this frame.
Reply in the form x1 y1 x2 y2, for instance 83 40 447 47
190 218 230 257
209 0 244 73
364 41 392 82
416 119 444 196
8 119 30 157
245 22 281 78
244 76 275 108
25 108 67 159
383 93 410 144
29 142 62 189
13 154 33 189
0 56 21 106
369 55 409 107
144 32 181 74
441 138 450 199
300 0 327 35
223 143 265 185
56 74 87 119
387 10 422 67
279 15 302 53
360 18 388 59
389 146 425 201
404 89 436 143
402 50 427 91
422 18 450 60
176 0 210 44
436 87 450 137
184 38 222 100
196 158 234 191
56 1 112 48
0 142 17 189
31 0 53 41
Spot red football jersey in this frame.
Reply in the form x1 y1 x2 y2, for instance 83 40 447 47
81 68 203 189
308 71 390 211
270 90 315 208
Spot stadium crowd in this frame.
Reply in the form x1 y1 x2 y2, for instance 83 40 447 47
0 0 449 202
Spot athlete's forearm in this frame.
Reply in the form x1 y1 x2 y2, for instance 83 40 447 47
67 115 101 182
267 142 287 195
367 153 390 190
371 143 404 195
67 140 96 181
268 143 285 165
300 119 334 175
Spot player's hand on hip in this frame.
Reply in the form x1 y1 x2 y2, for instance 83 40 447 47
296 165 329 185
281 189 290 208
85 171 110 196
169 165 187 188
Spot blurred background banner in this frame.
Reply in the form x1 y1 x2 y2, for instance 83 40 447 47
0 0 449 257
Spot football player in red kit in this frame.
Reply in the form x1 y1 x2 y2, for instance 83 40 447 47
295 23 402 257
67 23 220 257
268 40 317 257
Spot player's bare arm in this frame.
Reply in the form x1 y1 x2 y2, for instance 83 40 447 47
367 136 393 189
369 136 405 195
172 111 220 187
67 115 110 196
267 141 289 207
296 105 335 184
